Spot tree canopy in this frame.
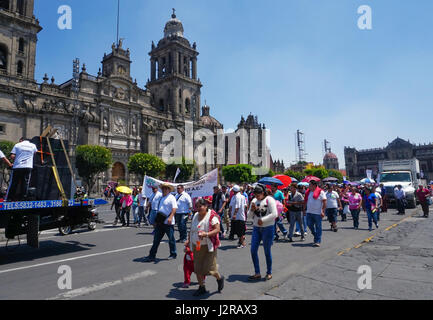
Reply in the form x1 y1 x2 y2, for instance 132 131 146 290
75 145 112 193
128 153 166 178
165 157 195 182
222 164 256 184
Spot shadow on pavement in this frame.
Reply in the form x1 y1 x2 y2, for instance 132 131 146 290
226 274 252 283
0 240 93 266
166 285 219 300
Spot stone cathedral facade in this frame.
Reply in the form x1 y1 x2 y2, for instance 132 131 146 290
0 1 225 189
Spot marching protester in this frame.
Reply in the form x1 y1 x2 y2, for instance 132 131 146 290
111 190 122 225
247 184 278 281
6 138 38 201
303 180 326 247
137 188 149 227
120 192 133 227
144 183 178 262
186 198 224 296
348 186 363 229
175 185 193 243
379 183 388 213
229 185 247 248
374 186 383 221
416 185 430 218
221 185 231 238
394 185 406 215
325 184 342 232
147 186 162 226
271 183 288 241
286 183 305 242
212 185 226 238
363 187 379 231
131 189 139 225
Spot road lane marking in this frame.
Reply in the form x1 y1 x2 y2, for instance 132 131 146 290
0 243 153 275
1 225 145 245
47 270 157 300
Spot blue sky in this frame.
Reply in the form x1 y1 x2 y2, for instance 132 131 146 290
34 0 433 168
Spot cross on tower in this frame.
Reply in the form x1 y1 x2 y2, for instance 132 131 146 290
172 8 176 18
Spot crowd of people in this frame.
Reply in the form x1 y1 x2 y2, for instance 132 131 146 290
107 179 432 297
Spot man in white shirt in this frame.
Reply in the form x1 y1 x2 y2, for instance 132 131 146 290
303 180 327 247
6 138 37 201
175 185 192 243
144 183 178 262
146 186 162 226
394 185 406 215
374 187 383 221
229 185 247 248
325 184 342 232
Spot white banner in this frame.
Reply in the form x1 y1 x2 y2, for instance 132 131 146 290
366 169 372 180
142 168 218 199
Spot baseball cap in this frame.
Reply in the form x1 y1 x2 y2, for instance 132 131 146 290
233 185 240 192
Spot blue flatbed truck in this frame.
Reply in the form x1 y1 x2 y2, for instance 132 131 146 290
0 198 108 248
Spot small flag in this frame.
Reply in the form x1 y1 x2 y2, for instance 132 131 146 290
173 167 181 183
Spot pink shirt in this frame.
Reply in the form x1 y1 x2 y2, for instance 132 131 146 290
348 193 362 210
120 195 133 207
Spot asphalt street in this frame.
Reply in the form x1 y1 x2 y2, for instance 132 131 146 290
0 204 430 300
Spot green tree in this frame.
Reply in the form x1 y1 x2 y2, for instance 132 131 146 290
303 167 329 180
284 169 305 182
127 153 166 180
75 145 112 194
327 169 344 183
0 140 14 188
165 157 195 182
222 164 256 184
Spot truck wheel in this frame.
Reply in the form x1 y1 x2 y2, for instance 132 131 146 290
59 226 72 235
88 222 97 231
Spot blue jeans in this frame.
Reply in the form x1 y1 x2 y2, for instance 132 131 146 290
137 206 147 224
306 213 323 244
274 219 287 238
296 215 307 233
175 213 189 241
250 225 275 275
149 209 157 225
218 211 225 234
132 205 138 223
366 208 378 230
148 224 177 258
351 209 360 228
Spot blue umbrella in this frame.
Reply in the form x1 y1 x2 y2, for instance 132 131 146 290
258 177 283 186
290 177 299 182
298 182 310 187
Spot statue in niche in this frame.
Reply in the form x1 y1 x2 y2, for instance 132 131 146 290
103 117 109 132
113 116 127 135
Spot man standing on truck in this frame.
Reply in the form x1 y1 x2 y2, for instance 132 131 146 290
6 138 37 202
394 185 406 215
416 185 430 218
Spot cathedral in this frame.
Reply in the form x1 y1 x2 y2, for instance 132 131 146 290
0 1 229 189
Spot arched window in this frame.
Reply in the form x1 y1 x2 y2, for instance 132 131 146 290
16 0 25 15
155 60 159 79
0 0 9 10
0 44 7 70
185 98 190 114
17 60 23 75
18 38 25 53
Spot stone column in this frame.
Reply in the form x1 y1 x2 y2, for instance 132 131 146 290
157 58 162 79
173 86 179 114
192 57 197 80
174 51 179 75
151 58 156 81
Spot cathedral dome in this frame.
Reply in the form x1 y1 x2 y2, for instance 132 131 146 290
324 152 338 160
164 11 184 38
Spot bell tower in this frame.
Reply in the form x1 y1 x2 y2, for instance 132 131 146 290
0 0 42 80
147 9 202 120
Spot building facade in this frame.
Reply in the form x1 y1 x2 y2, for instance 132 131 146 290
323 152 339 171
0 2 225 190
345 137 433 181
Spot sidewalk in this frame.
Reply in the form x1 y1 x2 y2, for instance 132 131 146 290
258 211 433 300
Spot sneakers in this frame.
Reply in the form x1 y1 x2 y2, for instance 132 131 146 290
287 237 293 243
182 283 190 288
294 232 301 237
313 243 321 247
217 276 225 293
193 286 209 297
143 256 155 262
237 244 246 249
167 255 177 260
300 237 305 241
